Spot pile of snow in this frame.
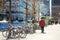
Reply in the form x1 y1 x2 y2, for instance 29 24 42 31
0 20 8 23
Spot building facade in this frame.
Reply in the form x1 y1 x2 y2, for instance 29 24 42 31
52 0 60 22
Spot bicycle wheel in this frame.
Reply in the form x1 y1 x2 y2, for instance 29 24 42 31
2 30 9 38
10 28 19 39
20 29 27 38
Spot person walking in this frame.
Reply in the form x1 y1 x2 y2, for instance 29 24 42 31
39 17 45 33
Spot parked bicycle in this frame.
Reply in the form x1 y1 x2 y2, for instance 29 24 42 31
17 27 27 38
2 24 27 39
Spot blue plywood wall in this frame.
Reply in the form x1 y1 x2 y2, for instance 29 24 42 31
0 0 25 30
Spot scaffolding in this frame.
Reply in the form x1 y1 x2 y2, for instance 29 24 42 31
5 0 40 24
0 0 50 24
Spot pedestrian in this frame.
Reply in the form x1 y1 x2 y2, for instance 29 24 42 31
39 17 45 33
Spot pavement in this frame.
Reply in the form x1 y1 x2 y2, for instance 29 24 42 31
0 24 60 40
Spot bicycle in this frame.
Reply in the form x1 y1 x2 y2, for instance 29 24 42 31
2 26 19 39
2 25 27 39
17 27 27 38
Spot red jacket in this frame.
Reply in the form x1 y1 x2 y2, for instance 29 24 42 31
39 20 45 27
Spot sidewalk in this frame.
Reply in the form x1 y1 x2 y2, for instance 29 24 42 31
0 24 60 40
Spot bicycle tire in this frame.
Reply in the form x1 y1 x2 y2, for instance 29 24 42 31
2 28 19 39
9 28 19 39
2 30 9 38
20 29 27 38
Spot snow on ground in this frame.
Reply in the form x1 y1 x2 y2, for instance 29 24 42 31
0 24 60 40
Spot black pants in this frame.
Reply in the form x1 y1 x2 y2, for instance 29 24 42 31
41 27 44 33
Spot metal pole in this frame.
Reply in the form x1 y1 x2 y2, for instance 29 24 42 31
50 0 52 19
32 0 36 23
9 0 11 23
38 2 40 22
6 0 12 40
26 0 28 25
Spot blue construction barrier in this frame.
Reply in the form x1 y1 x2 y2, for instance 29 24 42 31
0 23 8 30
0 22 26 30
11 23 26 28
